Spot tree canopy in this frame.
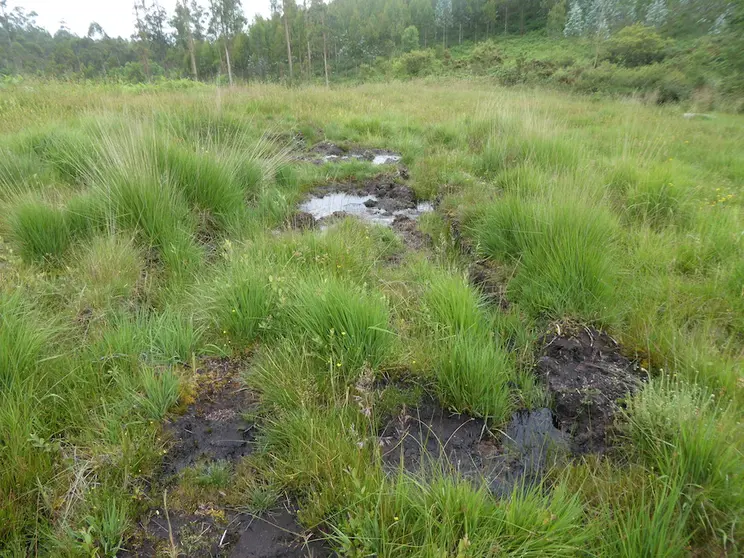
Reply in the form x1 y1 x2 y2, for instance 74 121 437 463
0 0 739 82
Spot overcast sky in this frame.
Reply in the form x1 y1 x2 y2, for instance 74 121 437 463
10 0 272 39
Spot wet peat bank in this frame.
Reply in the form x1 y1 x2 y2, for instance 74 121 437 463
378 328 644 497
125 357 332 558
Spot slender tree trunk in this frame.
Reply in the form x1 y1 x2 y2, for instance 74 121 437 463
459 23 462 44
307 38 311 79
504 6 509 33
224 39 233 85
183 0 198 80
283 4 293 80
322 18 330 87
520 4 525 35
142 46 151 81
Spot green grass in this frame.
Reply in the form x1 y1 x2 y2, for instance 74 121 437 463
0 81 742 556
7 198 72 263
434 331 515 421
471 195 620 322
286 274 394 373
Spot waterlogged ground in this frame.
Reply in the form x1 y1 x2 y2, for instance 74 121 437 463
0 82 743 557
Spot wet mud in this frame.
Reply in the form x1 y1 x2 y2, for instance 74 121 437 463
299 141 402 166
467 258 510 310
163 357 257 476
126 504 331 558
537 327 644 453
126 357 333 557
379 399 567 497
296 175 433 229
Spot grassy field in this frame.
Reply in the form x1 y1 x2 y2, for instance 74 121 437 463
0 80 743 556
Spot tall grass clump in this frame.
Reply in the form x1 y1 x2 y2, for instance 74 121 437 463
434 331 515 421
477 135 579 178
7 198 72 263
210 266 275 346
70 235 143 312
155 143 245 232
598 478 692 557
64 192 109 239
624 167 692 229
472 195 620 321
136 366 182 420
0 292 50 390
621 378 744 544
24 127 98 185
423 273 488 335
287 275 393 373
0 149 53 199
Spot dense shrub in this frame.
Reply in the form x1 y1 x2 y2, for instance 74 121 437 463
605 25 670 67
395 50 438 77
467 41 504 74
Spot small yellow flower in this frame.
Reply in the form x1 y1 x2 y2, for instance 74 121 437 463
394 516 399 521
336 362 342 367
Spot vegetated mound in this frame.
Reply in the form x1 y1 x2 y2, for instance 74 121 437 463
294 175 432 228
379 397 567 497
537 327 644 453
126 357 332 557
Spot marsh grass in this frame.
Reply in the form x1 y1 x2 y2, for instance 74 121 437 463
0 81 742 556
472 196 620 322
287 274 394 373
7 198 72 263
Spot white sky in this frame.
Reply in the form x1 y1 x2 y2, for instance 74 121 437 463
10 0 272 39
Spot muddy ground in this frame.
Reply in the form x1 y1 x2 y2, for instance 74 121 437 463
162 357 257 476
125 357 333 557
379 398 567 497
297 141 403 166
127 503 330 558
288 174 433 254
537 327 644 453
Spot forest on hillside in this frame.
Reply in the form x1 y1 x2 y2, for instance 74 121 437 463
1 0 743 95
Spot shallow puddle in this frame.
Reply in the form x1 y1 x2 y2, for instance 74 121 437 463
303 142 403 166
299 192 432 226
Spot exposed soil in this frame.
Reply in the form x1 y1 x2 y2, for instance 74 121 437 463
379 398 567 497
163 357 257 476
392 215 431 251
126 504 331 557
537 327 644 453
468 258 510 310
126 357 333 557
285 211 317 231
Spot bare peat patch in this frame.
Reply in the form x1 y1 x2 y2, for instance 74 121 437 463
126 504 331 558
126 357 334 557
379 399 567 497
163 357 257 476
537 327 644 453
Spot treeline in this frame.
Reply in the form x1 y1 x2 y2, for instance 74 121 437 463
0 0 741 83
